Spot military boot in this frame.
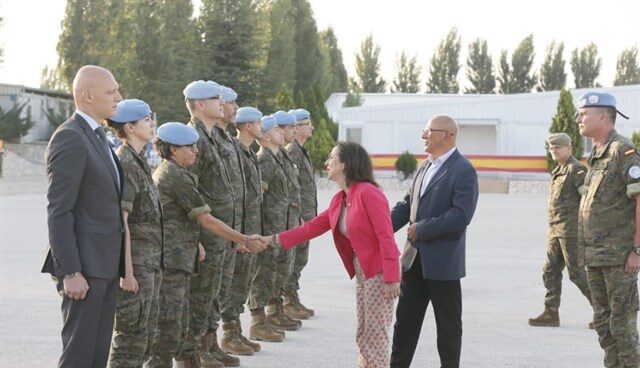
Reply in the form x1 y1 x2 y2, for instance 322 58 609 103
528 309 560 327
174 354 200 368
250 308 285 342
266 299 301 331
283 291 311 320
236 316 261 352
221 321 254 356
203 330 239 367
294 291 315 317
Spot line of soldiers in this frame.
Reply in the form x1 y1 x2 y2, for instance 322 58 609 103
529 91 640 368
106 80 318 368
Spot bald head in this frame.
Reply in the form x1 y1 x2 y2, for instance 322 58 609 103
422 114 458 157
430 114 459 137
72 65 122 121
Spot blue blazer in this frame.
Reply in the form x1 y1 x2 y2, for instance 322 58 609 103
391 149 479 280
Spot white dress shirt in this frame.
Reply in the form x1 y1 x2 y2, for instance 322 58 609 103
420 146 457 197
76 109 120 184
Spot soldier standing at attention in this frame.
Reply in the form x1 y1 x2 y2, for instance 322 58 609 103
529 133 593 328
106 99 164 368
269 110 303 330
283 108 317 320
220 107 266 355
576 91 640 368
249 115 298 339
178 81 262 368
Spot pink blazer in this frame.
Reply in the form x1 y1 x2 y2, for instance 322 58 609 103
279 181 401 282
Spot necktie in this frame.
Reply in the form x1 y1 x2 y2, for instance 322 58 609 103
94 126 112 157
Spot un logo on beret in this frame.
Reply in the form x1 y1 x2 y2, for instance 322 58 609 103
629 166 640 179
588 95 599 104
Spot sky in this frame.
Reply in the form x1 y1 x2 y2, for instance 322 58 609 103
0 0 639 90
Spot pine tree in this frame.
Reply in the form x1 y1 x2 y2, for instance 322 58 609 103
538 41 566 91
392 51 421 93
199 0 265 107
465 38 495 94
319 27 349 95
546 89 583 171
497 50 512 94
570 43 601 88
509 34 537 93
343 78 363 107
614 46 640 86
426 28 461 93
354 34 386 93
291 0 324 93
273 88 295 111
0 102 35 143
262 0 297 105
305 118 335 174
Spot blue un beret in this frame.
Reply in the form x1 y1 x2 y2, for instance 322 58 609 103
221 87 238 103
183 80 223 100
273 110 297 126
261 115 278 133
111 99 151 124
236 107 263 124
157 122 199 145
577 91 629 119
288 108 311 122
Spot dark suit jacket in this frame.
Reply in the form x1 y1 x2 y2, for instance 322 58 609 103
42 113 125 279
391 149 478 280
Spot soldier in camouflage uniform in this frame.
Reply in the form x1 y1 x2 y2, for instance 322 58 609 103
249 115 298 339
106 100 164 368
148 122 264 368
576 91 640 368
283 108 318 320
177 82 263 368
267 110 303 330
220 107 266 355
529 133 592 327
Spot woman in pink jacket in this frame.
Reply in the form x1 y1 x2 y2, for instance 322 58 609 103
263 141 401 368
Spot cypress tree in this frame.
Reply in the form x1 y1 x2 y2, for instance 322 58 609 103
570 43 601 88
354 34 386 93
426 28 461 93
546 89 583 171
538 41 566 91
614 46 640 86
510 34 537 93
392 51 421 93
320 27 349 95
465 38 495 94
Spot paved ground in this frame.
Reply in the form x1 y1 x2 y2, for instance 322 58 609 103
0 176 603 367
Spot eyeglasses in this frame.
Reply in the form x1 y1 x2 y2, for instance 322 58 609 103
423 128 454 136
177 144 198 152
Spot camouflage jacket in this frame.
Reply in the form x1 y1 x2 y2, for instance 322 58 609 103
579 130 640 266
211 124 245 233
153 160 210 274
287 140 317 221
117 143 164 270
239 142 263 235
547 156 586 238
188 119 235 251
258 148 291 235
280 147 301 228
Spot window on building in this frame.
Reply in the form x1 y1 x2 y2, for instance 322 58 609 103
346 127 362 144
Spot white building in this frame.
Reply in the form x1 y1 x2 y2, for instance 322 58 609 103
325 85 640 178
0 83 74 142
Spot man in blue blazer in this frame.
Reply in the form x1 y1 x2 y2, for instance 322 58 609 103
390 115 479 368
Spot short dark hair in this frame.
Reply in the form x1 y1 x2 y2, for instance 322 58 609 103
154 137 174 159
336 141 378 188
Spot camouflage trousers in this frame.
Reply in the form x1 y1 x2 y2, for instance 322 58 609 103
208 247 237 329
284 240 309 292
249 247 278 310
146 269 190 368
109 266 162 368
181 246 232 356
542 236 592 310
221 252 258 322
273 244 296 300
587 265 639 368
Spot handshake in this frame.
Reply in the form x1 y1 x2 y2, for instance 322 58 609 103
235 234 278 253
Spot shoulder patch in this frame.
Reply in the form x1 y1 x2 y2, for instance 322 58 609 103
625 148 636 156
629 166 640 180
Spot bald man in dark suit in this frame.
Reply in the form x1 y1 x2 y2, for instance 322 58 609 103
42 65 125 368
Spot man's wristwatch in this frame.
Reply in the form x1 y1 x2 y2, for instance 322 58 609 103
64 272 79 279
632 247 640 256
